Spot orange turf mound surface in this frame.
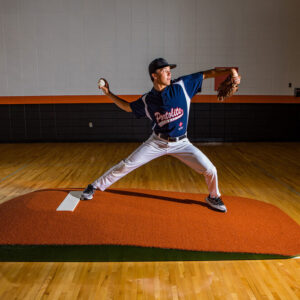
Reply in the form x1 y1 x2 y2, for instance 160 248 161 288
0 188 299 256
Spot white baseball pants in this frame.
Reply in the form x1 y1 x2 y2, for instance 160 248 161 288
93 133 221 198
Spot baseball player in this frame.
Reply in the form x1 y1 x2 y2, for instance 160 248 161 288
81 58 241 212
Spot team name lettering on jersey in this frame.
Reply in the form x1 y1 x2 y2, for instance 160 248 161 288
154 107 184 127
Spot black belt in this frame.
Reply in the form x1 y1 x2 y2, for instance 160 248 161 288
156 133 187 142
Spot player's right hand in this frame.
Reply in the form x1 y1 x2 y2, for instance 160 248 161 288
98 78 110 95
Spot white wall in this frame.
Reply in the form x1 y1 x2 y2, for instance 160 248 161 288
0 0 299 96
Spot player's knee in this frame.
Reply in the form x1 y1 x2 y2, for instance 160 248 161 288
204 165 217 177
114 160 134 174
113 160 127 174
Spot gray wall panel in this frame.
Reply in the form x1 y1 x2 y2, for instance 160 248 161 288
0 0 300 96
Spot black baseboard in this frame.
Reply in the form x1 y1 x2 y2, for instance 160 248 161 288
0 103 299 142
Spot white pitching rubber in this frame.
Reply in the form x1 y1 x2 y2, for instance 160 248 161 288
56 191 81 212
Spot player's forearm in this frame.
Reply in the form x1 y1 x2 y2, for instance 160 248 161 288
203 68 238 79
106 92 132 112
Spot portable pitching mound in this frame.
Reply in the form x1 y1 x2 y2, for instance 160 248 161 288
0 188 299 261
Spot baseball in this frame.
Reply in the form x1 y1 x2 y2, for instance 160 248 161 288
98 79 105 88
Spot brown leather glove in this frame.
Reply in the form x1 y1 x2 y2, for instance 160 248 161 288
217 74 241 101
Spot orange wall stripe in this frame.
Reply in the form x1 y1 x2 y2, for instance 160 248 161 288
0 95 298 105
193 95 299 103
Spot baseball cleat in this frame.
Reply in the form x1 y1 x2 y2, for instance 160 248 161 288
80 184 96 200
205 195 227 213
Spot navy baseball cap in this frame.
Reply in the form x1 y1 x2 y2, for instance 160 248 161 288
148 58 176 79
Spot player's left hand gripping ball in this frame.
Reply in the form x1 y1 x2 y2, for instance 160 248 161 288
98 78 110 95
98 78 106 89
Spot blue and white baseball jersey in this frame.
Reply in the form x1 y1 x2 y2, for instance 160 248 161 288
130 71 204 137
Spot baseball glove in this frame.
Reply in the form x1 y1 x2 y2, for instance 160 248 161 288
217 74 241 101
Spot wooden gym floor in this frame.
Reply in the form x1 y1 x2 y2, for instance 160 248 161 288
0 142 299 299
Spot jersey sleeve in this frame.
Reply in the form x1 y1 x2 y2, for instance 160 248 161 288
130 96 146 118
178 72 204 98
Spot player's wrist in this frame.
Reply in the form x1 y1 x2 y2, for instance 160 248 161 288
102 89 110 96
